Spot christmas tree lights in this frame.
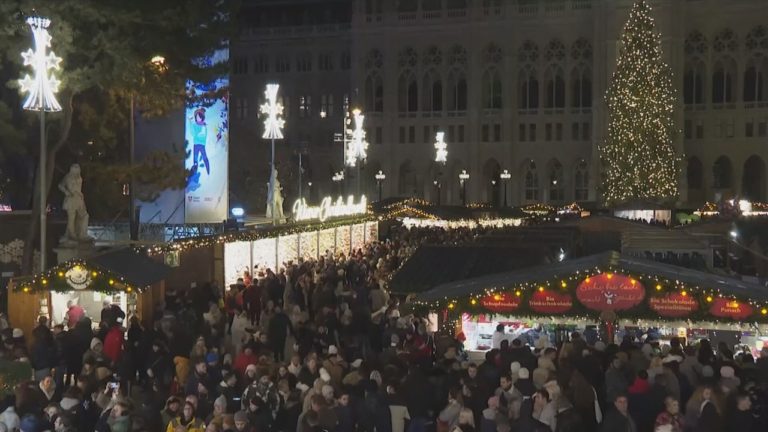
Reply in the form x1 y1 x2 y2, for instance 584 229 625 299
599 0 681 205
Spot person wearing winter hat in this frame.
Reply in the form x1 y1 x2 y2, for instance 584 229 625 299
342 361 364 387
515 368 535 398
718 365 740 395
161 396 182 429
83 338 106 365
537 356 556 374
233 410 253 432
509 361 521 380
532 366 551 390
166 400 205 432
206 395 228 429
322 347 347 387
593 341 606 352
481 396 499 432
19 414 43 432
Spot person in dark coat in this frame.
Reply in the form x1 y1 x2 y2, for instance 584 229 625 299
477 350 501 396
694 387 722 432
402 366 432 432
600 394 637 432
333 391 356 432
60 323 83 389
30 323 57 382
126 316 144 383
512 398 550 432
364 381 390 432
268 304 292 362
729 392 759 432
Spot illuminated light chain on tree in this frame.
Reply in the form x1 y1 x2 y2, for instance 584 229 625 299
18 16 62 112
260 83 284 140
599 0 681 205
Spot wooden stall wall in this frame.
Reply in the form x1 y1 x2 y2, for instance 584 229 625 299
164 246 217 291
7 289 48 346
136 281 165 327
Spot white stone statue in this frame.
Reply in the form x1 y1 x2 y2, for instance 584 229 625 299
266 167 284 221
59 164 91 243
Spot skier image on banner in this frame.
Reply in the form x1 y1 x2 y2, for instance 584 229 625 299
191 107 211 176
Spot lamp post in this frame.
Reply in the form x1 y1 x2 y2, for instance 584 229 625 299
333 110 352 190
260 84 285 225
375 170 386 202
433 179 442 206
332 171 344 196
345 108 368 195
500 169 511 207
459 170 470 206
307 181 312 201
19 16 63 272
434 131 447 205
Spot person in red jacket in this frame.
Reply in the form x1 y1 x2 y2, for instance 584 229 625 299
103 324 124 365
233 345 259 378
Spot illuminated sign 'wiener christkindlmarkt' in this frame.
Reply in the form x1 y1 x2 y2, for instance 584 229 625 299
293 195 368 223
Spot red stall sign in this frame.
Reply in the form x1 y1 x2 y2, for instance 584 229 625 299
576 273 645 311
529 290 573 314
649 293 698 318
709 298 753 320
480 293 521 313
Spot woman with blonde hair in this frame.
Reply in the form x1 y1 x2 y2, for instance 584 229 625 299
452 408 476 432
684 385 722 432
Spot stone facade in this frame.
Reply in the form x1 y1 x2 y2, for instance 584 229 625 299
231 0 768 208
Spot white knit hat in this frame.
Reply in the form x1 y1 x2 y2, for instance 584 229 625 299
510 361 521 374
518 368 530 380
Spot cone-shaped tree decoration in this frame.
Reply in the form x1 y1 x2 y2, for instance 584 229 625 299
600 0 681 205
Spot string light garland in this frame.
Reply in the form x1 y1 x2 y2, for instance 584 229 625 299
693 202 719 217
415 266 768 324
521 203 556 215
140 214 377 255
10 259 140 294
557 202 584 215
599 0 681 205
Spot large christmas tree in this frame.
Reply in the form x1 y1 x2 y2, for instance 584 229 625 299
600 0 681 205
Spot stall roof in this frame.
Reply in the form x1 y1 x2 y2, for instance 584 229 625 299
390 245 549 295
415 250 768 303
86 248 170 287
375 198 528 221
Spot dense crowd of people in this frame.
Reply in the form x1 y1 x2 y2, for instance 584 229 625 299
0 225 766 432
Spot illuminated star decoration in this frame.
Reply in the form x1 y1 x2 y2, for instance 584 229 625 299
434 131 448 164
346 109 368 167
19 16 62 112
260 83 285 139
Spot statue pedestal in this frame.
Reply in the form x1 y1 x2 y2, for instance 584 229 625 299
54 239 96 264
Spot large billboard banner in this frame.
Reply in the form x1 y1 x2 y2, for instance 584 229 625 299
185 49 229 223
